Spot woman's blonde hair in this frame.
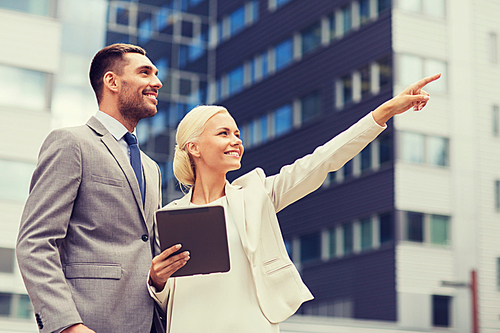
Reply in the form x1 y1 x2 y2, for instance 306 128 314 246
173 105 229 191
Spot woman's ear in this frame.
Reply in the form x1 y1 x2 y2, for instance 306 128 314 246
186 142 200 158
103 71 119 93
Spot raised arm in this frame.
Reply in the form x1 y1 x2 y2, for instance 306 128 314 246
263 73 441 212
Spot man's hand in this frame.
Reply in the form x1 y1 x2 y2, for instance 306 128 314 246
62 324 96 333
150 244 190 291
372 73 441 126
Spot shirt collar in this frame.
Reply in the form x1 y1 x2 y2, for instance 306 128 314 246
95 110 137 141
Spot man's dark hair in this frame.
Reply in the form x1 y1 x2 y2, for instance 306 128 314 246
89 43 146 104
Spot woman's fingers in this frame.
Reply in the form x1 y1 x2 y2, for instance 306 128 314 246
412 73 441 90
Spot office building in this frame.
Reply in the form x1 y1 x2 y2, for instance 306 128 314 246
105 0 500 332
0 1 107 331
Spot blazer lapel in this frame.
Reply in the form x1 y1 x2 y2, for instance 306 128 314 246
225 182 251 255
87 117 146 224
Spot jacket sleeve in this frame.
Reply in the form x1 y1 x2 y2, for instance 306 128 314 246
263 112 386 213
16 129 83 333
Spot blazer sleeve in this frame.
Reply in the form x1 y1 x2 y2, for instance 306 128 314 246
263 112 386 213
16 129 83 332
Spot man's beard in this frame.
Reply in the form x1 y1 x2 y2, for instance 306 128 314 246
118 84 156 124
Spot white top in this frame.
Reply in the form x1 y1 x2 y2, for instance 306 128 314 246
168 196 279 333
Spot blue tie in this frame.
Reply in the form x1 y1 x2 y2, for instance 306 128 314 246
124 132 145 206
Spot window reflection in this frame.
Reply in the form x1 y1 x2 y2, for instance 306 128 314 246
400 132 425 163
0 159 36 202
302 23 322 55
0 0 53 17
0 64 48 111
228 66 244 96
300 232 321 263
274 104 293 137
275 38 293 71
426 136 448 166
301 91 321 123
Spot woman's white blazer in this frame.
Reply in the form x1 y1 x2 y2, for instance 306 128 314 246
149 112 385 328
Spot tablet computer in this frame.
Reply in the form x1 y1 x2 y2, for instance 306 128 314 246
156 205 230 277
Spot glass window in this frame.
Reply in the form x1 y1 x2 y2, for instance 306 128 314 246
424 59 447 93
378 56 392 89
189 34 206 62
359 0 370 25
431 215 449 245
407 212 424 242
493 105 499 137
301 92 321 123
216 78 223 101
360 65 371 98
256 115 269 145
0 159 36 202
0 248 15 273
228 66 244 96
300 232 321 263
229 5 246 36
115 4 130 26
155 57 168 83
400 54 423 88
245 121 256 148
426 136 448 166
379 212 394 244
217 20 224 43
432 295 451 327
138 18 153 44
400 132 425 163
360 218 373 250
361 144 372 172
0 293 11 316
17 295 33 319
0 64 48 111
155 5 170 32
329 13 337 40
178 45 188 69
0 0 53 17
378 0 391 13
342 5 352 34
261 51 269 79
343 224 353 255
329 228 337 257
250 1 260 23
275 38 294 71
379 135 393 164
274 104 293 137
302 22 322 55
276 0 291 8
342 74 353 105
343 160 353 179
423 0 445 18
250 57 257 83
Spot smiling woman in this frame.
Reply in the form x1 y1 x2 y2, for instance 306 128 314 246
148 74 440 333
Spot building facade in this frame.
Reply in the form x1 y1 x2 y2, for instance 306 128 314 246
105 0 500 332
0 0 107 331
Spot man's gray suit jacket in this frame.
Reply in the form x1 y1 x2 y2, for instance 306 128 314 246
16 117 162 333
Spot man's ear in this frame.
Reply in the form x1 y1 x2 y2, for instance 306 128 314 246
103 71 119 93
186 142 200 158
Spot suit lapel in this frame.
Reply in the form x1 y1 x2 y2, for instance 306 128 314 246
87 117 147 227
225 182 250 254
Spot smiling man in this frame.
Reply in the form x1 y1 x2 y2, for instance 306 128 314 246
16 44 165 333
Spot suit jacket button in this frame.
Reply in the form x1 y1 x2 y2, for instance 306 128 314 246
142 234 149 242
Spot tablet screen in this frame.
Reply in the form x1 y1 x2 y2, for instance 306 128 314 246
156 206 230 277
